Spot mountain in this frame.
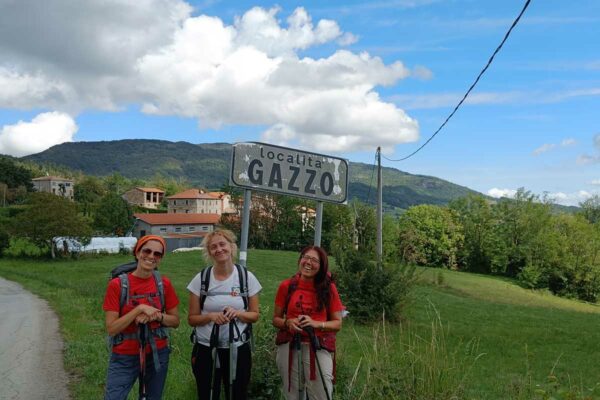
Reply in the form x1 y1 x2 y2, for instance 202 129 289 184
23 139 481 211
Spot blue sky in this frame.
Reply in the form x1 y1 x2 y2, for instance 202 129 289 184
0 0 598 206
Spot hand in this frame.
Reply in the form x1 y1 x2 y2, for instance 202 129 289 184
285 317 303 332
211 312 230 325
223 306 241 320
298 315 315 329
135 314 150 324
137 304 160 317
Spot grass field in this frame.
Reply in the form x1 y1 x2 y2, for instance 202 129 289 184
1 251 600 399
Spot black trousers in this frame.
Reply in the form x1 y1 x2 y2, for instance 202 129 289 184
191 342 251 400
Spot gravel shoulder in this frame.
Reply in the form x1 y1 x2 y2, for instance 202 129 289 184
0 277 71 400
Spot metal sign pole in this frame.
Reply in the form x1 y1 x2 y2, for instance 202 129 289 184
239 189 252 267
314 201 323 247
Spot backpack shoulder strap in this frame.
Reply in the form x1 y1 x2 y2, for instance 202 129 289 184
283 274 299 314
118 273 129 315
152 270 165 312
235 263 249 310
199 266 213 310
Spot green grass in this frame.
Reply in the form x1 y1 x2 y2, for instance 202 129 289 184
1 252 600 399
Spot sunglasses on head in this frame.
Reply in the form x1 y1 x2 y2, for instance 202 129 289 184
140 248 163 258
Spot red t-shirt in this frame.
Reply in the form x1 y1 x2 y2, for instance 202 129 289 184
103 273 179 355
275 277 344 339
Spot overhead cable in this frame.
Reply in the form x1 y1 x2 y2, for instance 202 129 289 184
383 0 532 162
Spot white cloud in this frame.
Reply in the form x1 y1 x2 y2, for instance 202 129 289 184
546 190 594 207
578 154 600 165
391 88 600 110
411 65 433 80
136 6 419 152
0 2 420 153
0 112 77 157
532 143 555 156
487 188 517 199
591 179 600 186
561 138 576 146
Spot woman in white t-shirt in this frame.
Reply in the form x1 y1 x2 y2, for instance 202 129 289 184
187 229 262 400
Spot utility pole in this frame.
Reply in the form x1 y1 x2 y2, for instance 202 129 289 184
376 147 383 270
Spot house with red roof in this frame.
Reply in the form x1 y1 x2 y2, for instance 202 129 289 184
167 189 224 214
132 212 220 239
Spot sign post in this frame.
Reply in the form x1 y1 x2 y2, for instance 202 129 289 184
230 142 349 251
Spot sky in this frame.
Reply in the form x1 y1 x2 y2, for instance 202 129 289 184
0 0 598 206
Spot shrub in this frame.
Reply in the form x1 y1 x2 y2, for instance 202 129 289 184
4 237 48 257
335 249 418 323
247 305 282 399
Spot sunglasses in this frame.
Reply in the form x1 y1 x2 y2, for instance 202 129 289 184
140 248 163 259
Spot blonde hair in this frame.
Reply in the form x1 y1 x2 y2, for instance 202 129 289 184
202 228 238 264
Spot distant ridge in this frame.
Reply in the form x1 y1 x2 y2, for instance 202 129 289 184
23 139 481 211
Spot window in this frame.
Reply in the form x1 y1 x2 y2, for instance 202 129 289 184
160 227 167 233
202 226 209 231
175 227 182 233
189 226 196 232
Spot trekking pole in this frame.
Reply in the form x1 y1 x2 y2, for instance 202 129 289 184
209 324 220 400
305 327 331 400
228 318 243 400
138 324 148 400
294 333 306 400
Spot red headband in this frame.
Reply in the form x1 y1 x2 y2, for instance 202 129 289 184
134 235 166 255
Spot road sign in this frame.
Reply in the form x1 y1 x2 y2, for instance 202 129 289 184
230 142 349 204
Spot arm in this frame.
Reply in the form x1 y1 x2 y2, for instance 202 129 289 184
105 303 160 337
160 306 180 328
272 304 302 332
187 292 229 326
297 310 342 332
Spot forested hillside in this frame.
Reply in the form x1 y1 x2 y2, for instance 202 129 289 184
24 139 479 210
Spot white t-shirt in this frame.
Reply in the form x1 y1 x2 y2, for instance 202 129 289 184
187 266 262 347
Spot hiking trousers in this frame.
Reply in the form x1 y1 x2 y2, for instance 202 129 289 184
191 342 252 400
104 347 170 400
276 342 333 400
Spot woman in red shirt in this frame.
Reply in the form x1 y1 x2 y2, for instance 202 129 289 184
103 235 180 400
272 246 344 400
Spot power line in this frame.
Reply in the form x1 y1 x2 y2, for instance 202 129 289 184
383 0 532 163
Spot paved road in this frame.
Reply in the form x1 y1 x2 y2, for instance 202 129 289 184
0 277 71 400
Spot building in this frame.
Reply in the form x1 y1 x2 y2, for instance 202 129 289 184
32 176 74 200
122 187 165 209
208 191 237 214
167 189 223 214
132 213 220 238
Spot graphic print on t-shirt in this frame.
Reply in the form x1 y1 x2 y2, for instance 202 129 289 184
230 285 241 297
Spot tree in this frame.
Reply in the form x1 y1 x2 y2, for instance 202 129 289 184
580 195 600 224
0 157 34 190
10 192 92 257
490 188 555 277
74 176 106 216
450 194 495 273
93 193 133 236
397 204 463 269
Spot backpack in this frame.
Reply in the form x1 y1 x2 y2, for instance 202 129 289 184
107 261 169 366
190 263 253 346
109 261 165 315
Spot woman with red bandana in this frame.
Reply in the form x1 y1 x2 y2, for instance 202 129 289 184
272 246 344 400
103 235 180 400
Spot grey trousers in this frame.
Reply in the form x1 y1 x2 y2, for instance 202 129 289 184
276 342 333 400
